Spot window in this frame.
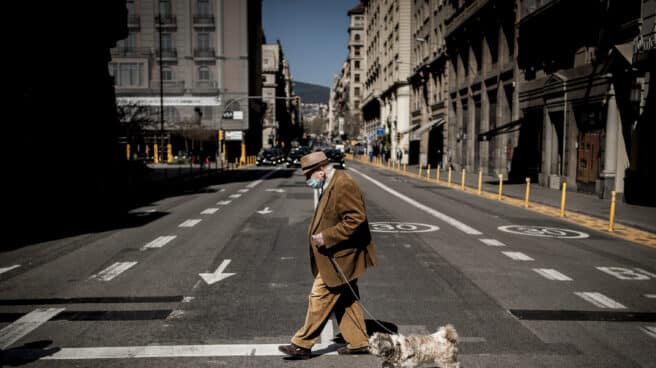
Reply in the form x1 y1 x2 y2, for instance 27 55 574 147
354 73 360 82
197 0 210 15
109 62 144 87
355 60 360 69
355 46 361 56
198 65 211 80
162 66 173 81
354 100 360 109
159 0 171 16
354 87 361 96
126 0 135 15
124 32 136 50
197 33 210 49
161 33 173 50
354 33 361 41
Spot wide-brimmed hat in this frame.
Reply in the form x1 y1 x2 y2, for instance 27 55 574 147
300 151 330 175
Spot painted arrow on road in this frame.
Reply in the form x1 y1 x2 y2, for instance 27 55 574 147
199 259 236 285
257 207 273 215
265 188 285 193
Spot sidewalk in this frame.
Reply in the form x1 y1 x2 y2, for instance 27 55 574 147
351 157 656 235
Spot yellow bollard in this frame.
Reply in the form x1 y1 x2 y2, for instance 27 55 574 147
461 169 466 190
498 174 503 200
418 165 423 178
436 165 441 183
560 182 567 217
478 170 483 195
153 143 159 164
608 191 617 232
167 144 173 163
447 167 452 186
126 143 131 161
525 178 531 208
426 164 431 180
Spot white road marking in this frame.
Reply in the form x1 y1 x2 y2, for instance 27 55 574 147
182 297 195 303
574 292 626 309
265 188 285 193
42 344 338 359
229 194 242 199
319 319 334 344
179 219 202 227
502 251 534 261
479 239 505 246
0 308 65 349
0 265 20 275
644 294 656 299
91 262 138 281
256 207 273 215
217 200 232 205
238 189 249 193
641 326 656 339
246 168 279 188
141 236 176 250
349 168 482 235
596 266 654 280
201 208 219 214
199 259 236 285
533 268 572 281
635 268 656 278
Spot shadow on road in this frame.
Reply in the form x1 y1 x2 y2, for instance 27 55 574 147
0 340 60 366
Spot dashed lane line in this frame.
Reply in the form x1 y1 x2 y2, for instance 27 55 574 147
201 208 219 214
479 239 505 246
641 326 656 339
228 194 242 199
141 236 176 250
217 200 231 205
178 219 202 227
533 268 573 281
90 262 138 282
0 265 21 275
501 251 534 261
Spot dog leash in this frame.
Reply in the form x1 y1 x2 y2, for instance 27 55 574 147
329 256 397 335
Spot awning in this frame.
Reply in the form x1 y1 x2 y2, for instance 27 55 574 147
612 42 633 65
478 118 524 142
398 123 420 135
412 118 446 139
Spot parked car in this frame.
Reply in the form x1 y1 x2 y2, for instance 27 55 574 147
323 148 345 169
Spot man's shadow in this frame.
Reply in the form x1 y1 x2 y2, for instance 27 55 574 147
285 319 398 359
0 340 60 366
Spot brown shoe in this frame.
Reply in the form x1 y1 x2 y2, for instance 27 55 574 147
278 343 311 359
337 346 369 355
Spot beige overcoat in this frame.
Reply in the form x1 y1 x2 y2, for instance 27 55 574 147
308 170 376 287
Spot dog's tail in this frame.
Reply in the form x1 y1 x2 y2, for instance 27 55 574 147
434 324 458 344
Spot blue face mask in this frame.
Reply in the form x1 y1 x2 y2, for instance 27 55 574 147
306 178 323 189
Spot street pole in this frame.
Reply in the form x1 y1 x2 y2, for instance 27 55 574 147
158 11 164 164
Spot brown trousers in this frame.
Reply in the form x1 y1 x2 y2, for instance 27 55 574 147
291 274 369 350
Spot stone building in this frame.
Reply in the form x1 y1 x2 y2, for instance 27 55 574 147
110 0 264 163
262 41 296 149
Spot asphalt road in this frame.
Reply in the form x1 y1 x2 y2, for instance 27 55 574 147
1 160 654 367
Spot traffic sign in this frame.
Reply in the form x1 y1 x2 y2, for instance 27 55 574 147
376 127 384 136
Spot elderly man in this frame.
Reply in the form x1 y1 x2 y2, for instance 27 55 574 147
278 151 377 359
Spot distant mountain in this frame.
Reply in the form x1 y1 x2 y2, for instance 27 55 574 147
294 81 329 104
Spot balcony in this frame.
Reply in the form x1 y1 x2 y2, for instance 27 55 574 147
193 80 219 94
193 14 215 28
155 15 177 29
111 47 151 58
445 0 490 36
155 48 178 61
193 48 216 60
153 80 185 94
127 15 140 29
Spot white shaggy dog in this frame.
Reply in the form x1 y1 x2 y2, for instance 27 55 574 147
368 324 459 368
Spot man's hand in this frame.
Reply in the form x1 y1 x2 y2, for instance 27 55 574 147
311 233 325 247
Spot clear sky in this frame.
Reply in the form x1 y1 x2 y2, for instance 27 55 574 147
262 0 360 88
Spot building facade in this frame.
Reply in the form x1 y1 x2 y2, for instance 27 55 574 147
111 0 263 163
408 0 449 168
262 41 296 149
517 0 647 199
361 0 413 163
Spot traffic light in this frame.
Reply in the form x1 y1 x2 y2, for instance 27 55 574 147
218 129 224 141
